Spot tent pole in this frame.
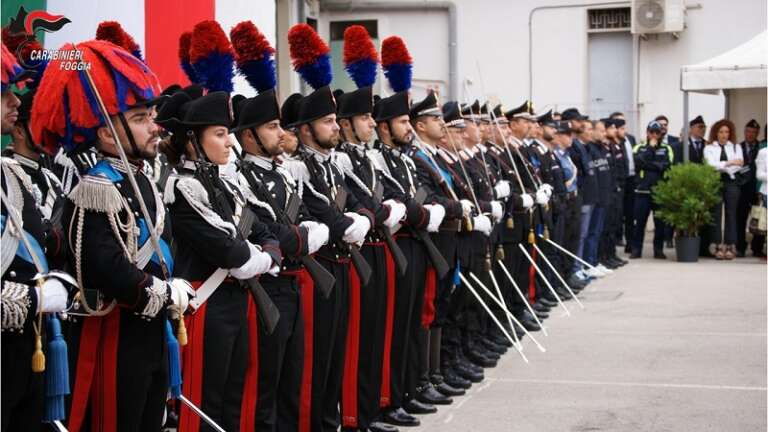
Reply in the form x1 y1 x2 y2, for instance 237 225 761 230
683 90 690 162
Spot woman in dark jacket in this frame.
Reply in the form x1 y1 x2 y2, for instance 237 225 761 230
157 90 282 431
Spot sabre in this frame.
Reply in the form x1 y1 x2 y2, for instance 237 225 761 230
468 272 546 353
486 270 518 345
496 259 548 336
539 234 600 271
50 421 69 432
457 273 528 363
179 394 227 432
533 244 585 309
518 243 571 317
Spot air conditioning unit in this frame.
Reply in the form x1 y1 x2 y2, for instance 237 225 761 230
631 0 685 35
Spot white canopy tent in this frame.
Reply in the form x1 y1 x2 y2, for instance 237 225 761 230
680 30 767 160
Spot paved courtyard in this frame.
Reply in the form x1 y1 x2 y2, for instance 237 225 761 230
413 255 767 432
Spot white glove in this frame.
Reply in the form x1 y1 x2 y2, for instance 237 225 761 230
168 278 194 318
493 180 511 199
460 199 474 217
472 214 492 236
535 189 549 205
424 204 446 233
343 212 371 245
230 242 274 279
521 193 534 209
539 184 553 198
36 279 68 313
382 200 407 229
267 264 281 277
301 221 330 255
490 201 503 222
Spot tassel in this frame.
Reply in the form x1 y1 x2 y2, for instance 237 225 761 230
495 245 505 261
544 226 550 240
464 216 473 232
176 317 188 346
506 218 514 229
43 315 69 422
528 228 535 245
165 320 182 399
31 332 45 372
484 253 492 272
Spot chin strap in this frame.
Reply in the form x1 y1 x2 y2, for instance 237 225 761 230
117 113 141 158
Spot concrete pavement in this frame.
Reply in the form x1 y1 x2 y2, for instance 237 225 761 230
412 255 767 432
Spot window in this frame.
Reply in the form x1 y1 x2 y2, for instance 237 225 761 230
588 8 631 32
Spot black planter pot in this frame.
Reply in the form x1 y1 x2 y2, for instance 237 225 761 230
675 236 700 262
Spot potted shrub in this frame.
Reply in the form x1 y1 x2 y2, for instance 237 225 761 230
653 163 722 262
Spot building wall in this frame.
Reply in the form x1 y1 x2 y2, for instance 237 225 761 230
317 0 767 136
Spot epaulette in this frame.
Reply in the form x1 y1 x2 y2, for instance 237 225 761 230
282 159 330 205
68 161 125 213
68 174 124 214
164 175 237 237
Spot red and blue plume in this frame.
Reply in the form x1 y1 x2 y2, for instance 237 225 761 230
29 40 161 155
178 32 199 84
287 23 332 90
2 28 47 89
381 36 412 93
230 21 276 93
1 41 28 92
343 25 378 88
189 20 235 93
96 21 144 61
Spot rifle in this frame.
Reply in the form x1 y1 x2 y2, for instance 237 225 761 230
372 180 408 277
300 150 372 286
187 131 280 335
410 187 451 279
240 163 336 298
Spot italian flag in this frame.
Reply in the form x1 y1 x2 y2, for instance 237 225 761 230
1 0 276 95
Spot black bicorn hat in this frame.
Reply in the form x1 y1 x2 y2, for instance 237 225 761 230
505 100 534 121
374 91 410 123
746 119 760 129
493 104 510 124
155 91 195 132
232 88 281 132
561 107 588 121
281 93 303 129
460 100 482 119
478 102 492 123
442 101 466 129
689 115 705 127
409 90 442 118
180 91 234 128
537 109 555 127
336 86 374 119
296 86 337 125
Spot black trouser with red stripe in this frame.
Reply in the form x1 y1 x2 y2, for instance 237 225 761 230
311 258 350 432
341 242 388 430
388 235 427 410
256 274 304 432
196 284 249 432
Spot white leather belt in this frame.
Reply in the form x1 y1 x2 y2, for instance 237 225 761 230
188 268 229 312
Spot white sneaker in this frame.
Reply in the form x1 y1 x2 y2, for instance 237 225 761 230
585 267 606 278
595 264 614 274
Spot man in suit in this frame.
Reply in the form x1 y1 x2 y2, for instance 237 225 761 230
610 112 636 251
688 115 707 164
686 115 713 257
